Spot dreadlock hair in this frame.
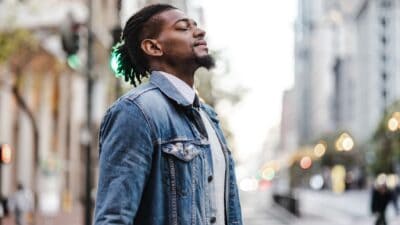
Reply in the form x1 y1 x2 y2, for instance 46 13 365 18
112 4 177 86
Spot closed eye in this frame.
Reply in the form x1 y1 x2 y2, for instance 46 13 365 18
176 27 189 31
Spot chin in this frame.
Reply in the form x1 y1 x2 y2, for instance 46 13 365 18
195 54 215 70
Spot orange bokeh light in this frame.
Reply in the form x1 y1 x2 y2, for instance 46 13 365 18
300 156 312 169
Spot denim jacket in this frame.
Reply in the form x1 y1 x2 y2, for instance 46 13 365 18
94 72 243 225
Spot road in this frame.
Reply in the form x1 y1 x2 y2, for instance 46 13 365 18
241 188 400 225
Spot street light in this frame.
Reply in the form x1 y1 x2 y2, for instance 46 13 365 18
314 141 327 157
387 112 400 131
299 156 312 170
335 132 354 152
0 144 12 164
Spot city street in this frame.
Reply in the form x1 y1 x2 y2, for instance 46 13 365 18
0 188 399 225
241 189 294 224
241 188 400 225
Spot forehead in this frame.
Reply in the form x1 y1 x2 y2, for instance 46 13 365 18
157 9 193 26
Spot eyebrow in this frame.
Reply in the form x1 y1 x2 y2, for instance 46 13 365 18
173 18 197 27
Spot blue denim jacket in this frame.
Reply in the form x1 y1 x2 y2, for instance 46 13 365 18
94 72 243 225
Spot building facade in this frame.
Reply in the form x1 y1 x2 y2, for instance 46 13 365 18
287 0 400 150
0 0 121 210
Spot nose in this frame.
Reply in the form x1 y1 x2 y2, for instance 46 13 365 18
194 27 206 38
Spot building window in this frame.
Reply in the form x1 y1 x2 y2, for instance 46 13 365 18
380 17 387 27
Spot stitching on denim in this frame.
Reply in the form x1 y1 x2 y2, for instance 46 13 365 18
168 158 178 225
220 140 230 225
130 100 158 145
191 161 196 225
204 155 210 225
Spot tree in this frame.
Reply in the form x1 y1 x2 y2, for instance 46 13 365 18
0 29 41 170
0 29 47 214
369 101 400 175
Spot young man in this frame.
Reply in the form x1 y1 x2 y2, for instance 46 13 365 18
94 4 243 225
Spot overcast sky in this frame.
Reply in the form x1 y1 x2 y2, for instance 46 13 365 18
202 1 297 170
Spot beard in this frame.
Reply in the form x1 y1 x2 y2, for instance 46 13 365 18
195 54 216 70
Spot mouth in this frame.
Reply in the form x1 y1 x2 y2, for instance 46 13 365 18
194 40 208 48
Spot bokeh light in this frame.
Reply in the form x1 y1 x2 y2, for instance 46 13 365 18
314 141 326 157
335 132 354 151
342 137 354 151
300 156 312 169
388 117 399 131
331 165 346 193
386 174 399 189
239 177 258 192
258 180 272 191
261 167 275 181
376 173 387 186
310 174 324 190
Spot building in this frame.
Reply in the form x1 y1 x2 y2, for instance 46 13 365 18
292 0 337 145
289 0 400 150
279 89 298 154
0 0 121 210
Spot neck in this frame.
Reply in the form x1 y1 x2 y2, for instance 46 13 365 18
150 62 197 87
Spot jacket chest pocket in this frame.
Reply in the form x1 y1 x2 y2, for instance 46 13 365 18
161 141 205 198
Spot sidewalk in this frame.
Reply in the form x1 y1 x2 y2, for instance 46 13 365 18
292 189 400 225
2 203 84 225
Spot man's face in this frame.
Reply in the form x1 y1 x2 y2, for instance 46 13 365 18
155 9 215 69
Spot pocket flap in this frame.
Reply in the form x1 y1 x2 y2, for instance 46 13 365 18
162 142 202 162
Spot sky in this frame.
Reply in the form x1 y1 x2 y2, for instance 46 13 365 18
202 1 297 171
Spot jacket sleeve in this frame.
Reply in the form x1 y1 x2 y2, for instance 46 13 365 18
94 99 154 225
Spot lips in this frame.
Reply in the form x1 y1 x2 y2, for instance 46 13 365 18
194 40 208 47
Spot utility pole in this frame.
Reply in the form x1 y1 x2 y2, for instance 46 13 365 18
84 0 94 224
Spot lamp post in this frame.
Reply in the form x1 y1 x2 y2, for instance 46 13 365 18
84 0 94 225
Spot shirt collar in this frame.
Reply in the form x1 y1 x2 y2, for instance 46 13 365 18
157 71 196 104
150 71 196 107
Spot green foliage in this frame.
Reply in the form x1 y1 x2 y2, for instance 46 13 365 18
315 132 365 169
369 100 400 175
0 29 38 64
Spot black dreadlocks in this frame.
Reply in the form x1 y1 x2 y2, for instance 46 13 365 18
112 4 177 86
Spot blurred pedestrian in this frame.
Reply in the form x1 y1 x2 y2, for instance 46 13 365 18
391 184 399 215
94 3 243 225
371 183 392 225
9 183 33 225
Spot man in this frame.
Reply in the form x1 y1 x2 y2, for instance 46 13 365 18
9 183 33 225
94 4 243 225
371 183 392 225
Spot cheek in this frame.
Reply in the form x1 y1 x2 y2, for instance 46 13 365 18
162 37 193 56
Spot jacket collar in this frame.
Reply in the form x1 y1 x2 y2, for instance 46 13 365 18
150 71 194 107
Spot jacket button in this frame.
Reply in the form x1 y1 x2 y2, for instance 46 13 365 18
208 175 213 182
210 217 216 223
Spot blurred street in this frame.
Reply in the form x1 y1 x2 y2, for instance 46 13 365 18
2 204 83 225
0 186 398 225
241 189 400 225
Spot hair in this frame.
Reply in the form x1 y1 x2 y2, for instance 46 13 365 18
112 4 177 86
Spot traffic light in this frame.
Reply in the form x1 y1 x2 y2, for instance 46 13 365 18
61 20 81 69
0 144 12 164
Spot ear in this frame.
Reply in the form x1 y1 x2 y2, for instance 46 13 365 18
141 39 163 57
